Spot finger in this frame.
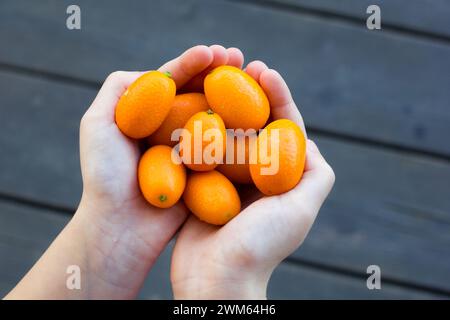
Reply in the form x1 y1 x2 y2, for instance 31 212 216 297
226 47 244 69
230 139 334 263
89 46 214 123
89 71 144 122
244 60 268 81
259 69 306 136
158 45 214 88
180 44 229 92
209 44 229 67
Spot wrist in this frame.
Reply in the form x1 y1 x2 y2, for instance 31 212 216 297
70 196 152 299
172 265 270 300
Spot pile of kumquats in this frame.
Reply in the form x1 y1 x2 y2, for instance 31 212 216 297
115 66 306 225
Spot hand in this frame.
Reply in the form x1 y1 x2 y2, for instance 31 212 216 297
76 45 245 298
171 62 335 299
6 45 245 299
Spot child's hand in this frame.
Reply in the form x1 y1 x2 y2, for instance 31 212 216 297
77 45 245 298
171 62 335 299
6 45 245 299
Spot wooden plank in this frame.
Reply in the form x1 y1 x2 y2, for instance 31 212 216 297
268 262 442 299
0 0 449 155
0 203 68 297
1 72 450 292
296 136 450 293
0 201 440 299
0 201 174 299
0 71 88 206
270 0 450 38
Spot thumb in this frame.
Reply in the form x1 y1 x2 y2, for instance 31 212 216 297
260 139 335 250
280 139 335 219
228 140 334 264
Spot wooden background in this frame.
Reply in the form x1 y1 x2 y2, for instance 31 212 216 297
0 0 449 299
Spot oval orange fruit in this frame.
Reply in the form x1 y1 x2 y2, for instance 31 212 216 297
181 110 226 172
115 71 176 139
148 93 209 147
138 145 186 208
183 170 241 225
217 131 256 184
249 119 306 195
204 65 270 130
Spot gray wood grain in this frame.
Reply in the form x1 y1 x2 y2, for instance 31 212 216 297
0 71 449 292
298 136 450 293
0 0 449 154
269 0 450 38
268 262 442 299
0 201 442 299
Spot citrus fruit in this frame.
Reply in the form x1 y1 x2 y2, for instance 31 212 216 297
181 110 226 172
115 71 176 139
217 131 256 184
249 119 306 195
183 170 241 225
148 93 210 147
138 145 186 208
204 65 270 130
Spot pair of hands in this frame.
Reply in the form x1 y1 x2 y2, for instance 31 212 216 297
76 45 335 299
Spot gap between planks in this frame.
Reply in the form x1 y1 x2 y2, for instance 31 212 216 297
0 61 449 163
0 192 449 298
227 0 450 46
283 256 450 298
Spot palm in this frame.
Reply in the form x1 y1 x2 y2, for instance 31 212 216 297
82 117 182 204
78 45 244 272
79 119 189 278
77 46 333 299
81 120 141 202
171 186 302 285
170 59 335 299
